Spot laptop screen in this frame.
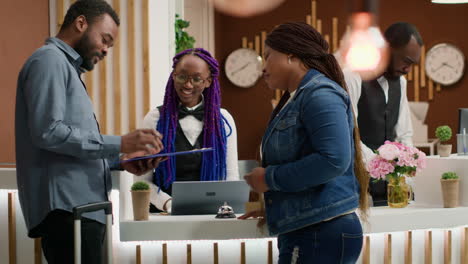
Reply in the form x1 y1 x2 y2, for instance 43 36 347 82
171 180 250 215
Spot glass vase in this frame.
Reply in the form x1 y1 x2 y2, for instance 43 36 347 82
387 176 412 208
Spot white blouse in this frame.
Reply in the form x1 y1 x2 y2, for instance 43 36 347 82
137 102 240 211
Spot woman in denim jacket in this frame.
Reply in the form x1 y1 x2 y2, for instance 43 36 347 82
240 22 369 263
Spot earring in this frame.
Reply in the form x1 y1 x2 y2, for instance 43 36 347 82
288 56 292 64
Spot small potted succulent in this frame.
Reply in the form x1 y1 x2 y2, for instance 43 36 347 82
131 181 151 221
436 125 452 157
441 172 459 208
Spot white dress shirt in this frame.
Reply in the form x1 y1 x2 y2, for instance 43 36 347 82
138 101 240 211
344 69 414 164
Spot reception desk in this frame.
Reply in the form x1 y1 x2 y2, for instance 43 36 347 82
2 167 468 263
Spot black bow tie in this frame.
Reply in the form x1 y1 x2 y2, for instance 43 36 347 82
178 105 204 121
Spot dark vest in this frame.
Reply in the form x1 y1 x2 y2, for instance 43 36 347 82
157 108 204 196
357 77 401 151
358 77 401 206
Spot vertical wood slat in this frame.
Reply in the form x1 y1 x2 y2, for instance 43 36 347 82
316 19 322 34
261 31 267 57
8 193 16 264
311 0 317 28
127 0 136 131
112 0 121 135
306 15 311 26
384 234 392 264
405 231 412 264
361 236 370 264
267 240 273 264
242 37 248 48
428 78 434 100
99 60 108 134
136 245 141 264
425 230 432 264
324 35 330 53
444 230 452 264
436 83 441 92
414 65 420 102
34 238 42 264
162 243 168 264
56 0 64 32
142 0 150 115
332 17 338 53
240 242 246 264
254 35 261 54
408 65 413 81
461 227 468 264
248 42 254 50
421 45 426 87
85 72 94 103
187 244 192 264
213 242 219 264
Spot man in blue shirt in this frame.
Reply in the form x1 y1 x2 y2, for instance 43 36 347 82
15 1 162 263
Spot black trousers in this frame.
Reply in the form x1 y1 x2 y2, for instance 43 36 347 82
39 209 105 264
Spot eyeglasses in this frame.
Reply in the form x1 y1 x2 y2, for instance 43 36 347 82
173 73 210 86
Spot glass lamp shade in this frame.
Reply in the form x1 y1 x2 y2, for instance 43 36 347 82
337 12 389 80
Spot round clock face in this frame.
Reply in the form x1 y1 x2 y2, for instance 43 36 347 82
425 43 465 86
225 48 263 88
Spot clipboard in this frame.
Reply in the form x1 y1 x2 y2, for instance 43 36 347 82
121 148 213 163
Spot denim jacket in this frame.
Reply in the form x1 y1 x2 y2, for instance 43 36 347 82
262 69 359 235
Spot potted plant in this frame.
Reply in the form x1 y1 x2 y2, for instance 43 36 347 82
175 14 195 53
436 125 452 157
131 181 151 221
441 172 459 208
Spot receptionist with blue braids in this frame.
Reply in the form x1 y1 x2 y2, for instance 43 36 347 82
138 48 239 213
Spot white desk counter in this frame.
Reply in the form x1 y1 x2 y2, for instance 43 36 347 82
118 204 468 241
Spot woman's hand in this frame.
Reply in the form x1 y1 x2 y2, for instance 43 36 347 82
244 167 269 193
238 209 266 227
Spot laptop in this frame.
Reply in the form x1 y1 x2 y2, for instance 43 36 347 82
171 180 250 215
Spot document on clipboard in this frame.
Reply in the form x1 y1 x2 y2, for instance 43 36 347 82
121 148 213 163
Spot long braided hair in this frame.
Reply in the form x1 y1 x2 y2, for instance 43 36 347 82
265 22 369 215
154 48 231 190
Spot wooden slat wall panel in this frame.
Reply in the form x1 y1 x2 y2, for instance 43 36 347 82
242 37 247 48
268 240 273 264
384 234 392 264
241 242 246 264
311 0 317 28
414 65 420 102
136 245 141 264
462 227 468 264
34 238 42 264
142 0 150 115
405 231 412 264
444 230 452 264
425 230 432 264
127 0 136 131
187 244 192 264
112 0 122 135
213 242 219 264
99 60 108 133
362 236 370 264
8 193 16 264
162 243 168 264
56 0 64 32
332 17 338 53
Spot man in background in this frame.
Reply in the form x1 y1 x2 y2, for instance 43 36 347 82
344 22 423 206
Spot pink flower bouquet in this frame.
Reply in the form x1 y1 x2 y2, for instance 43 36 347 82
367 141 427 181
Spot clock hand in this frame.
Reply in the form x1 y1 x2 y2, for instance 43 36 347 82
231 62 251 76
442 62 454 69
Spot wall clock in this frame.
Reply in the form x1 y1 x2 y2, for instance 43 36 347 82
225 48 263 88
425 43 465 86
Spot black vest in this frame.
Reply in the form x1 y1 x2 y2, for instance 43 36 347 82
357 77 401 151
358 78 401 206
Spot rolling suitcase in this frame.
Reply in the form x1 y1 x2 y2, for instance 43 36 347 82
73 201 113 264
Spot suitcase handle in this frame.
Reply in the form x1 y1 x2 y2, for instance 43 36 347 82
73 201 113 220
73 201 113 264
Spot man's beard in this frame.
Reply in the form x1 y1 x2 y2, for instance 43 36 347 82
75 32 101 71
